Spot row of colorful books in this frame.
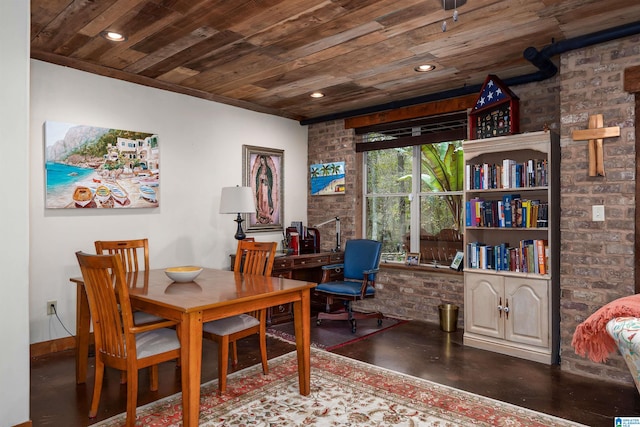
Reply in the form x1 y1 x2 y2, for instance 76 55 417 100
465 194 548 228
466 240 549 274
465 158 548 190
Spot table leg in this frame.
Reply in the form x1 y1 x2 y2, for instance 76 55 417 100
292 288 311 395
180 311 203 427
75 283 91 384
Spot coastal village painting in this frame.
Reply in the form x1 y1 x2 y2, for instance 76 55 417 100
310 161 345 195
45 121 159 209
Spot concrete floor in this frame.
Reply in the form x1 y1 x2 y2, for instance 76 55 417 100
30 320 640 426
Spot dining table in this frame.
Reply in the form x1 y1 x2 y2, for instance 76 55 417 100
70 267 315 427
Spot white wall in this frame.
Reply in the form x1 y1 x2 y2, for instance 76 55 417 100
1 1 30 425
29 60 308 344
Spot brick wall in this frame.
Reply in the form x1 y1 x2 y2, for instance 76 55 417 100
558 35 640 383
307 120 358 250
307 34 640 385
358 267 465 325
307 78 560 326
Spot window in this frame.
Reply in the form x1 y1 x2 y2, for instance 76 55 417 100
359 112 466 266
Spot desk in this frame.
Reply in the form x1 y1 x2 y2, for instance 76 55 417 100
70 268 315 427
231 251 344 323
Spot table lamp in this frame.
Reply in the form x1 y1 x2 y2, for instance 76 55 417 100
219 186 255 240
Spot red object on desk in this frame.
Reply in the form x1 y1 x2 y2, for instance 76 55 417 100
289 232 299 255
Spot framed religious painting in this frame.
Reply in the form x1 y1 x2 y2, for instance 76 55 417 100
243 145 284 233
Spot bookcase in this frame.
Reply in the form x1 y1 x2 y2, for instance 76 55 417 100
462 131 560 364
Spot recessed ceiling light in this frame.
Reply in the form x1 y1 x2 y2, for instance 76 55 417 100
310 92 325 98
101 31 127 42
414 64 436 72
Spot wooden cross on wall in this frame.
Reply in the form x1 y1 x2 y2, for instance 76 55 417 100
571 114 620 176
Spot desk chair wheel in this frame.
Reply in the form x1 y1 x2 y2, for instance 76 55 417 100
317 319 322 326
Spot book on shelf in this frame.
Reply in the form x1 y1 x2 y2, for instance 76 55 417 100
519 239 533 273
526 159 535 187
467 242 478 269
512 247 520 272
535 159 548 187
514 198 523 227
528 201 535 228
472 164 481 189
521 200 530 228
468 158 549 191
536 239 548 275
482 163 489 189
473 198 482 226
526 241 536 273
502 159 516 188
536 203 548 228
502 193 519 227
493 242 509 271
467 195 553 229
514 163 522 188
482 200 496 228
466 239 548 274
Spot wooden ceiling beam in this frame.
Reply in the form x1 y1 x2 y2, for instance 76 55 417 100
344 93 477 129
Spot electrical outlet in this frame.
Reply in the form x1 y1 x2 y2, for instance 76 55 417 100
592 205 605 222
47 300 57 315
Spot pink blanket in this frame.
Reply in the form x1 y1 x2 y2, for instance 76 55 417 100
572 293 640 363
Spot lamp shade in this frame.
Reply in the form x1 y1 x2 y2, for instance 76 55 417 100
219 186 255 214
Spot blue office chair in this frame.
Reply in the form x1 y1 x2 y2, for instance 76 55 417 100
315 239 383 333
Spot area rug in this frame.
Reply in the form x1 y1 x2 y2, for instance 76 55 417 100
93 349 586 427
267 316 408 350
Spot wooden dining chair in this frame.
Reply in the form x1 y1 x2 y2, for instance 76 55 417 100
94 238 163 326
202 240 277 394
75 251 181 427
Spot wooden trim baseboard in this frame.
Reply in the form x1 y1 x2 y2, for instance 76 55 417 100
13 421 32 427
30 335 93 358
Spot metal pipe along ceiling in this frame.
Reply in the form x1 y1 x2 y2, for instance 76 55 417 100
300 20 640 126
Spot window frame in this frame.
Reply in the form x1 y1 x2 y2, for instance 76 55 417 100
359 112 467 265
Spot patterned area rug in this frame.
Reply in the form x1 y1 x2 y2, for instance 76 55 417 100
267 316 408 350
94 349 587 427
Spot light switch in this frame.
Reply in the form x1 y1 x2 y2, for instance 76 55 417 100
592 205 605 222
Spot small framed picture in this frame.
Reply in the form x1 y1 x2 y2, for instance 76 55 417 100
450 251 464 271
405 252 420 266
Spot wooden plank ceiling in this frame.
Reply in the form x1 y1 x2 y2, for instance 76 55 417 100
30 0 640 123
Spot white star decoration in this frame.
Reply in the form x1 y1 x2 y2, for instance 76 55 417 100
475 78 510 109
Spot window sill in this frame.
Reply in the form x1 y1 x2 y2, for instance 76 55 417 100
380 261 463 276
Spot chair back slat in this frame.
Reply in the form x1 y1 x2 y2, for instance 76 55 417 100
233 241 277 276
76 251 135 362
95 238 149 273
